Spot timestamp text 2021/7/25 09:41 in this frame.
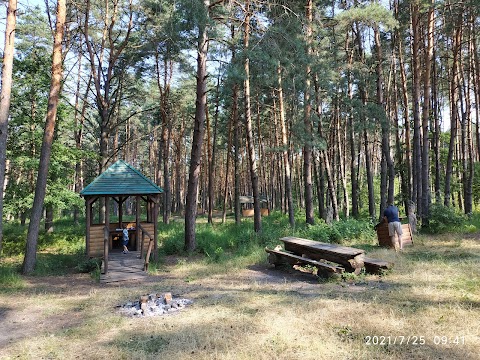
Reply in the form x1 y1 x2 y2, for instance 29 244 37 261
364 335 465 346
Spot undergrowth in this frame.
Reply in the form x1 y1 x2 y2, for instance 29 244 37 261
2 210 479 281
159 211 377 262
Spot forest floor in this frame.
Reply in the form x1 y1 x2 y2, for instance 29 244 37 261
1 232 479 359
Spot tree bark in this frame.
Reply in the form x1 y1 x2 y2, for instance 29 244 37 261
233 81 241 225
374 23 394 219
207 76 220 224
396 13 412 207
22 0 66 274
277 64 294 227
354 21 375 221
303 0 314 225
346 31 358 218
411 1 422 216
444 22 462 207
421 0 434 224
0 0 17 255
184 0 209 251
314 77 339 221
432 46 441 203
243 0 261 232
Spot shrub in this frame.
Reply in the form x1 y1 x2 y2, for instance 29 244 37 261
306 222 331 243
331 219 374 243
76 258 102 273
423 204 466 234
301 218 374 244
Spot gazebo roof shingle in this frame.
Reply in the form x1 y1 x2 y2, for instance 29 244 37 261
80 160 163 196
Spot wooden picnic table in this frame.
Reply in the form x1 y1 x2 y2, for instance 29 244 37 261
279 237 366 274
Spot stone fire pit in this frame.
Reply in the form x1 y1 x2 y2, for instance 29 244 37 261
118 292 193 317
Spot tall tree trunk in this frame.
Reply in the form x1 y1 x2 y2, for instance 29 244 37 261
45 206 54 232
396 13 412 206
464 69 473 214
222 112 233 223
233 82 241 225
22 0 66 274
391 25 408 214
206 105 213 223
472 16 480 162
184 0 209 251
334 102 349 218
354 21 375 220
432 47 441 203
73 63 90 225
347 34 358 218
314 155 326 220
304 0 314 225
374 24 394 218
162 121 171 223
0 0 17 255
411 1 422 216
277 64 294 227
314 77 339 221
230 25 241 225
243 0 261 232
444 22 462 207
154 52 173 224
174 118 185 214
465 12 476 212
207 76 220 224
421 0 434 224
364 128 375 221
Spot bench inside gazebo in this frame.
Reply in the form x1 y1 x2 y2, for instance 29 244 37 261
80 160 163 278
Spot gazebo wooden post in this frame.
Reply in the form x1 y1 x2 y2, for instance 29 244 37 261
90 199 94 224
136 195 141 251
85 197 91 257
154 194 159 261
118 196 123 227
105 196 110 250
146 199 150 222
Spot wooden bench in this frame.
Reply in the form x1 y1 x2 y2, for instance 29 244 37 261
280 237 366 274
265 247 344 274
376 223 413 248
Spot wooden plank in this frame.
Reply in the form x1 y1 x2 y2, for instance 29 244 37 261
100 272 147 283
280 237 364 257
265 248 344 274
376 223 413 248
363 257 394 274
279 237 365 273
100 251 147 283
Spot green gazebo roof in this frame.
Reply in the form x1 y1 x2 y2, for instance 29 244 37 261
80 160 163 196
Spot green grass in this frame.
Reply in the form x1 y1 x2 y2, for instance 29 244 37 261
1 218 86 280
0 261 25 293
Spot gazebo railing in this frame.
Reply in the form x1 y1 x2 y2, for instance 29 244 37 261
103 225 109 274
139 224 154 271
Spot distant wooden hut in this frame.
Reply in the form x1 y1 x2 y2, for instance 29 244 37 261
239 195 269 217
80 160 163 260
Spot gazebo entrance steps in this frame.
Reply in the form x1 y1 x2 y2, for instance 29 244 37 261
100 251 148 283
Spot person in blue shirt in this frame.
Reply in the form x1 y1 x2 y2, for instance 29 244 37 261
122 224 129 254
383 203 403 251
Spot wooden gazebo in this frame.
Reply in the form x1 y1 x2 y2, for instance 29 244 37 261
240 195 269 217
80 160 163 264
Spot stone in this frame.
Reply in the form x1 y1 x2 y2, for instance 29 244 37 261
119 291 192 317
164 292 173 305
